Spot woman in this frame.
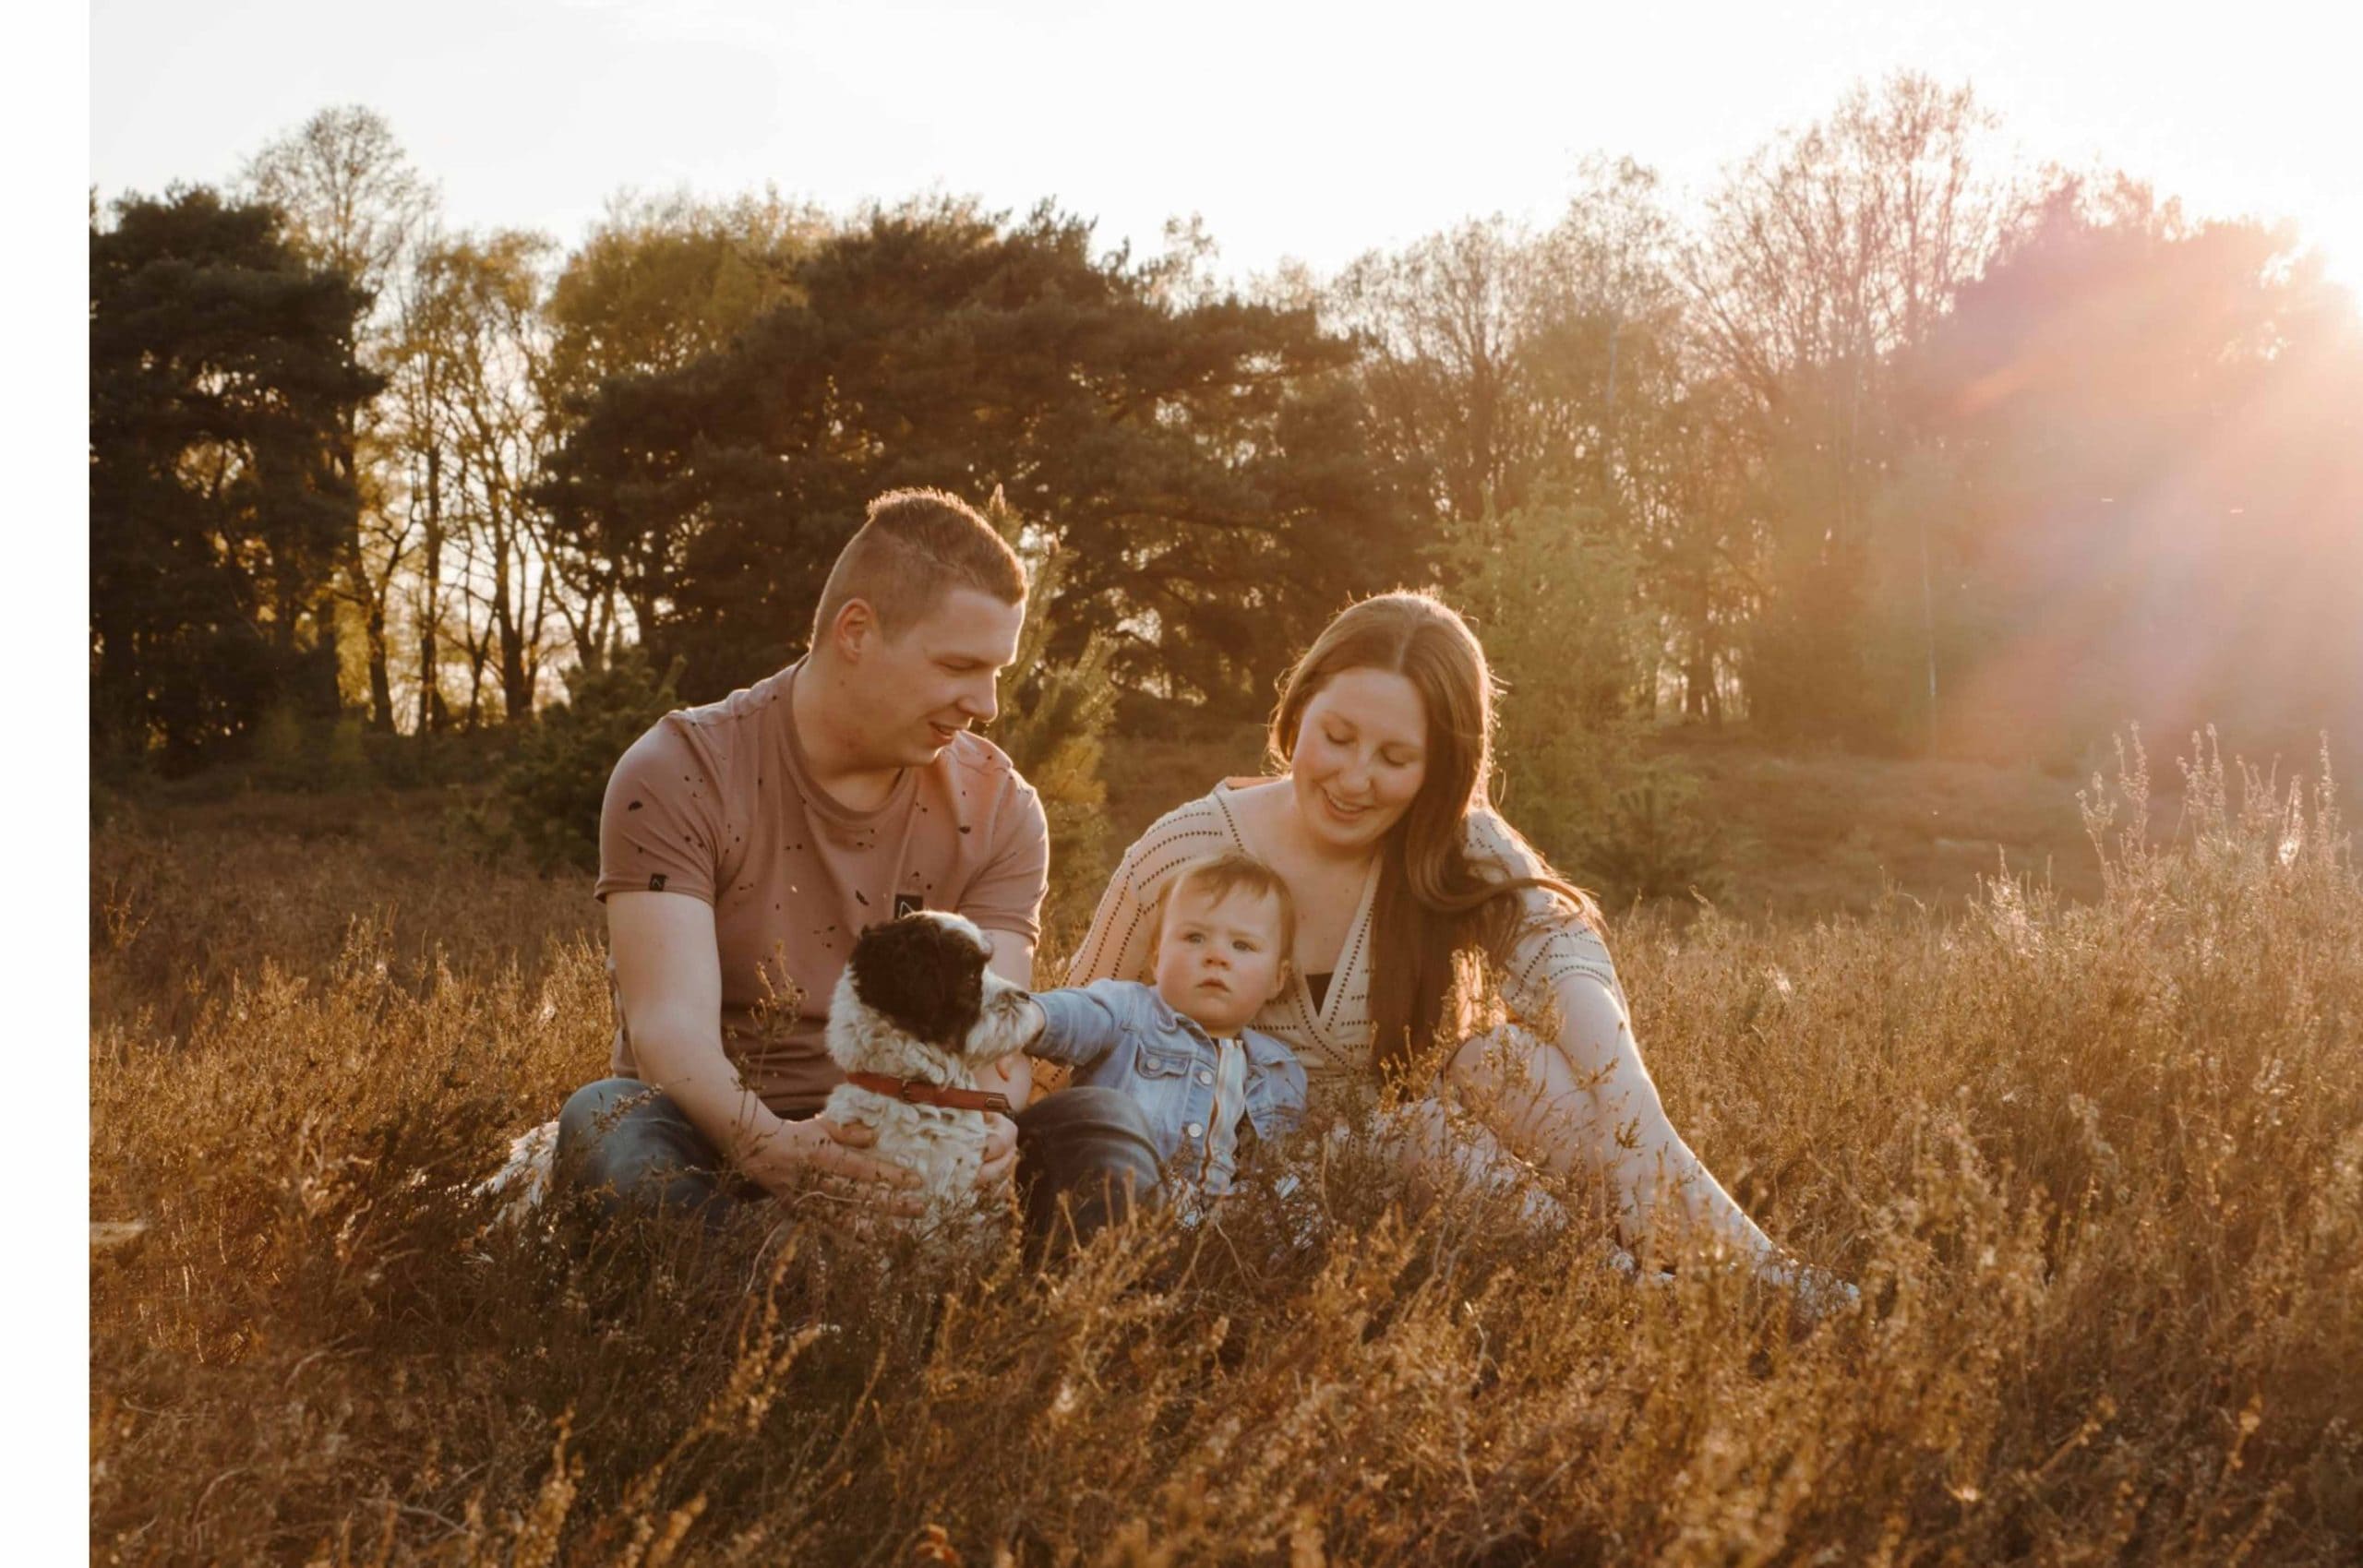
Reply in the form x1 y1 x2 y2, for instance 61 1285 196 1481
1071 590 1846 1301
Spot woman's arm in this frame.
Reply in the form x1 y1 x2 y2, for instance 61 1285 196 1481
1065 833 1162 987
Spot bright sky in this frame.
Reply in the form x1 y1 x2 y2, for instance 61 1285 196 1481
86 0 2363 288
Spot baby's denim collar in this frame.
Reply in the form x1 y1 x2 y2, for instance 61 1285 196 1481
1142 983 1262 1050
1139 984 1199 1037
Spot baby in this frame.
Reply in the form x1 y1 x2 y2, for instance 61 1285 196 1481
1027 850 1308 1209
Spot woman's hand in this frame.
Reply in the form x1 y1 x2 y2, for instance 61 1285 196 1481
1757 1252 1861 1326
974 1112 1019 1191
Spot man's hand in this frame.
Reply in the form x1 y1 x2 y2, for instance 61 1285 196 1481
975 1112 1018 1191
743 1115 927 1215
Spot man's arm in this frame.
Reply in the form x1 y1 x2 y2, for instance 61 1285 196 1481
606 890 921 1206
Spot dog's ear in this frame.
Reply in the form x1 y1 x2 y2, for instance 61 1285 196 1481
848 913 985 1048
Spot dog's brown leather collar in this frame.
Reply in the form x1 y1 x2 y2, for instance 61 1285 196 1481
843 1071 1014 1117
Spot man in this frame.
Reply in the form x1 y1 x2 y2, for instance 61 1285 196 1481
556 488 1158 1240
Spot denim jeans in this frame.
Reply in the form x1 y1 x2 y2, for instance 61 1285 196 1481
554 1077 1161 1245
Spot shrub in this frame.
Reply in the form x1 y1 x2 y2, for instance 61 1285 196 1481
1433 497 1720 902
483 649 683 871
249 702 308 784
1583 760 1727 904
988 489 1120 946
249 706 373 792
89 731 2363 1562
994 630 1118 948
360 728 509 790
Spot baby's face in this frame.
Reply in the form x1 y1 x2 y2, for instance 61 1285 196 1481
1152 881 1290 1035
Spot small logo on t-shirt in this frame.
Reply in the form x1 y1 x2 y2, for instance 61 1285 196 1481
649 874 668 892
894 892 924 917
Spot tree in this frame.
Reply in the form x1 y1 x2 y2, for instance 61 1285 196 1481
90 187 379 770
1899 178 2363 762
541 198 1412 707
1331 161 1737 721
1680 73 2019 743
380 233 462 734
1428 492 1721 902
1332 215 1550 525
529 190 829 669
242 105 435 307
984 490 1120 940
1625 377 1761 724
544 188 823 406
241 106 439 729
390 230 566 724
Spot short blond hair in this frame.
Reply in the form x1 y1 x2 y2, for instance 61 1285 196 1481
1150 850 1298 953
810 488 1026 644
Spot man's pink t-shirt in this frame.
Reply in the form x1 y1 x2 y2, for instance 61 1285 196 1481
594 661 1049 1114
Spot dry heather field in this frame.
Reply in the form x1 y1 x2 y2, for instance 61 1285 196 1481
90 736 2363 1565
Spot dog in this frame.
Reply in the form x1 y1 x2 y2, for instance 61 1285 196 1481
822 911 1046 1221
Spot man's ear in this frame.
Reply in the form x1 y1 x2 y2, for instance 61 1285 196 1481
829 598 878 662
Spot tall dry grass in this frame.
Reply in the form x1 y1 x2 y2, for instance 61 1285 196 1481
90 734 2362 1563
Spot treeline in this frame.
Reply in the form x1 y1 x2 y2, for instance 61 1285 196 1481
90 76 2363 780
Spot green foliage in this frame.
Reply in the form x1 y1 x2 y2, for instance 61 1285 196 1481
1433 497 1717 901
542 189 823 405
539 197 1414 705
1332 159 1687 530
987 491 1121 942
248 705 308 786
1582 763 1726 904
115 84 2363 794
483 648 682 871
356 728 500 790
250 707 374 793
1742 532 1888 749
89 186 381 771
1892 184 2363 762
1002 634 1119 948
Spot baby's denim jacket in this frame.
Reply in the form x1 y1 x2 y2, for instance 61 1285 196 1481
1029 979 1308 1200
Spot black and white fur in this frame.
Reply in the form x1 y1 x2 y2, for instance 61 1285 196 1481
822 911 1044 1215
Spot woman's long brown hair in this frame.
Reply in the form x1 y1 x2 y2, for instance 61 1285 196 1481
1266 590 1599 1084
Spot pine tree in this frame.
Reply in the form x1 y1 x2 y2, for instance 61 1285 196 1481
985 489 1118 946
90 186 380 772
